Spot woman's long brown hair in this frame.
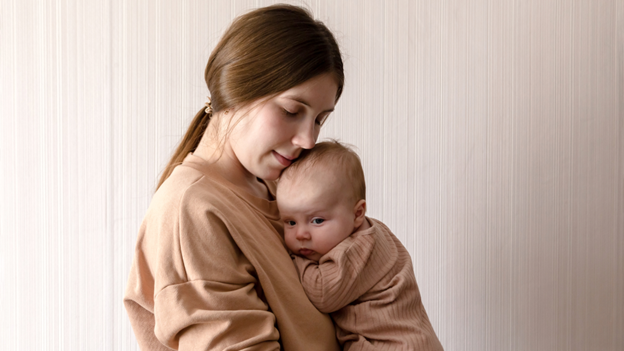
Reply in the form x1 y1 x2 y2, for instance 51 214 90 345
156 4 344 190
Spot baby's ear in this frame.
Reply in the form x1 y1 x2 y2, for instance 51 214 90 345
353 199 367 228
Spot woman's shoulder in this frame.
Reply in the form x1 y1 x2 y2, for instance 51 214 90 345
138 164 239 255
145 156 279 234
152 162 230 216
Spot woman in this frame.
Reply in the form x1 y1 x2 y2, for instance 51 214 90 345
124 4 343 350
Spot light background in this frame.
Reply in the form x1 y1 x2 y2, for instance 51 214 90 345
1 0 622 350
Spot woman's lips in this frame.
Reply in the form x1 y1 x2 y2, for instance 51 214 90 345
273 151 293 167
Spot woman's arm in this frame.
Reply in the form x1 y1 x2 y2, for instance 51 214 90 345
152 207 281 350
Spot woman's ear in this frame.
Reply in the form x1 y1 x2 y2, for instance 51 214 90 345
353 199 367 228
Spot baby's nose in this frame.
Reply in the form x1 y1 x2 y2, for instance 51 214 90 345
295 228 310 240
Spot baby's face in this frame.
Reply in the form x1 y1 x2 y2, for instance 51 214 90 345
277 174 357 262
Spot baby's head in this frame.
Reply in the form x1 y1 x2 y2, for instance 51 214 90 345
276 141 367 261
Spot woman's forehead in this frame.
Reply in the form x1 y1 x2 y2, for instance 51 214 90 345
277 73 338 109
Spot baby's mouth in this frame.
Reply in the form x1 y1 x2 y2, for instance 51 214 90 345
299 248 314 256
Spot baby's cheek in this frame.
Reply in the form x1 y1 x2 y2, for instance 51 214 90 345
283 230 297 252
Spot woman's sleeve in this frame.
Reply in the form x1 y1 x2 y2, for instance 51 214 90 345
292 233 390 314
153 207 280 350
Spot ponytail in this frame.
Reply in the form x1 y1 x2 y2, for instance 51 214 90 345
156 107 211 190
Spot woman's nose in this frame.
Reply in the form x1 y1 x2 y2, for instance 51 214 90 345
292 120 317 149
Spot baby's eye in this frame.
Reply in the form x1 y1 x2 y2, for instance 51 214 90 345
286 220 296 226
312 218 325 225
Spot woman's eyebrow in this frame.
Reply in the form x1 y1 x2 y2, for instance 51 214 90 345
283 95 335 113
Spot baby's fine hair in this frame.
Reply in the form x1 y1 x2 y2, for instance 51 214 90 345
282 140 366 202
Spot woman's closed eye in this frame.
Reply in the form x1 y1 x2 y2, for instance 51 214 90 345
283 108 297 117
315 113 330 126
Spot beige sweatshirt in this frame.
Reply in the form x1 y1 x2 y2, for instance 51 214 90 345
124 154 340 351
292 218 444 350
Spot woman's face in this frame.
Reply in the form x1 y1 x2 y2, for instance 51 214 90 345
226 73 339 181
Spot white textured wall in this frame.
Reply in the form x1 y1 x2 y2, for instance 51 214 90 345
1 0 622 350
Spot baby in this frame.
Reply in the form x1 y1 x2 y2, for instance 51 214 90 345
276 141 444 350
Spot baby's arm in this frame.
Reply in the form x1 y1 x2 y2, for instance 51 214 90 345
292 232 389 313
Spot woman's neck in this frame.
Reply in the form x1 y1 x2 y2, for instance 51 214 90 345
193 121 270 200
